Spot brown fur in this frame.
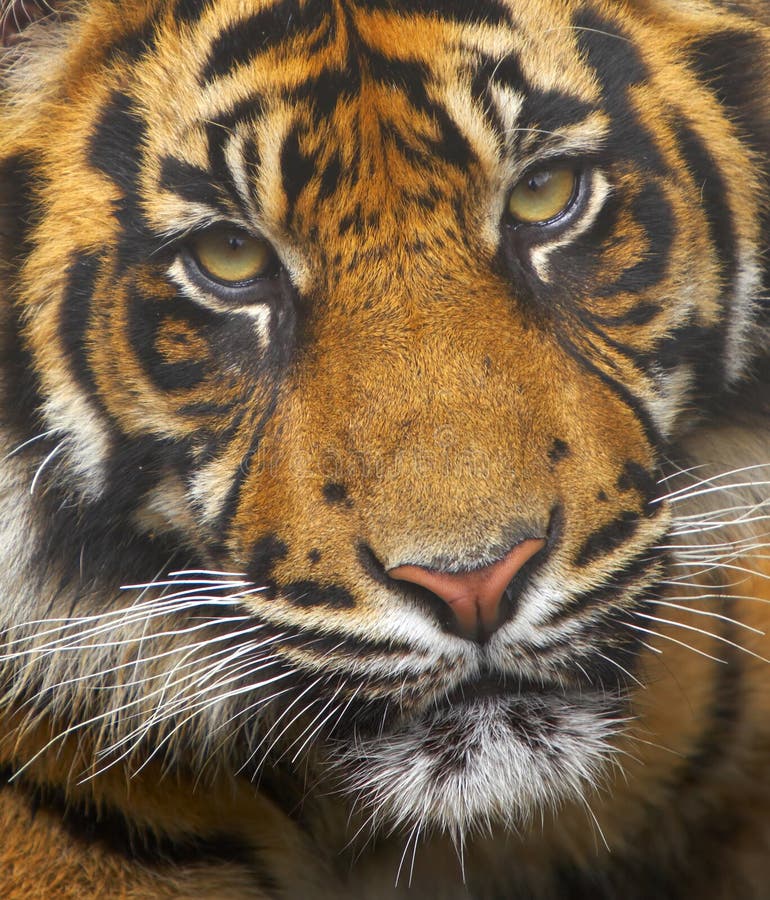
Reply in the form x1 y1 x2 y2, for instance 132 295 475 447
0 0 768 896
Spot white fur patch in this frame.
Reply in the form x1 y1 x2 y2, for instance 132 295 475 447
333 691 621 836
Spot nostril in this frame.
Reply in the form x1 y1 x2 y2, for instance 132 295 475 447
388 538 546 642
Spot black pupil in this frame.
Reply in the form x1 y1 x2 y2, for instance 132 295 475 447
228 235 244 252
527 171 551 192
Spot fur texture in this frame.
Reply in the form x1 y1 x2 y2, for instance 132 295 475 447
0 0 768 896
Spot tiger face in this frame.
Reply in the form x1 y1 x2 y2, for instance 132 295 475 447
1 0 767 842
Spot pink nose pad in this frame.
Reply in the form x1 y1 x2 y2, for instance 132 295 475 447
388 538 546 640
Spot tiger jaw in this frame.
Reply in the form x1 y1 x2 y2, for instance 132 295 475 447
327 680 622 835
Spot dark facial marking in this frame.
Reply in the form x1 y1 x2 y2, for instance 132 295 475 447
573 9 667 177
158 156 229 214
519 90 596 141
59 252 103 399
89 90 145 198
318 150 343 201
357 543 391 587
202 0 328 82
548 438 571 465
128 288 212 391
283 581 356 609
597 181 674 296
88 90 160 270
547 548 660 626
572 8 648 94
616 461 657 513
280 126 317 222
575 511 641 568
322 481 353 507
247 533 288 592
686 28 770 326
593 301 662 328
559 336 663 452
670 115 738 389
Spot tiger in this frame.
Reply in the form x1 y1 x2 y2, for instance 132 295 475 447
0 0 768 896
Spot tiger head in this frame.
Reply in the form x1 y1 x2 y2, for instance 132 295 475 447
0 0 767 837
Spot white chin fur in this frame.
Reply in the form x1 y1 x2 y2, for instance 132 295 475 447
334 693 621 837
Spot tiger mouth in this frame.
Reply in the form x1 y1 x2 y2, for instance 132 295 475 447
437 674 550 708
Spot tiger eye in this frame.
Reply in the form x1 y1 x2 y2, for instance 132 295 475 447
507 166 578 225
191 229 276 284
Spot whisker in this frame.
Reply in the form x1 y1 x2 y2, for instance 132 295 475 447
29 441 65 494
649 600 764 634
623 623 727 664
1 428 60 461
634 612 769 663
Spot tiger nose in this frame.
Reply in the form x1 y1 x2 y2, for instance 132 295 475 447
388 538 546 642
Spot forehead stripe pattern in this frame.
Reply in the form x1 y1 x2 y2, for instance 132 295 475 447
56 0 750 525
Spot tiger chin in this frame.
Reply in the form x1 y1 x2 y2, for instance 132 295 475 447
1 0 769 898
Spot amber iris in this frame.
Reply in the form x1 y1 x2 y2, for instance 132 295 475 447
191 229 276 284
508 166 578 225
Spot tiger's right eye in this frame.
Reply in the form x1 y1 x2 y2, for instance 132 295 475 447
507 165 579 226
190 229 278 285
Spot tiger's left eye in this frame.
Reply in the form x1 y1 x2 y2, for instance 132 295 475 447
190 229 278 284
507 165 578 225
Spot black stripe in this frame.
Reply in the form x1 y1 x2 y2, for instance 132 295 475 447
573 9 665 176
289 65 362 123
471 50 527 143
203 120 247 213
59 252 104 399
616 460 657 513
635 319 725 403
280 125 318 222
0 154 47 443
559 335 664 452
318 150 343 201
575 510 641 568
366 52 431 111
685 29 770 158
599 180 674 295
0 767 271 881
128 287 212 391
685 28 770 326
265 616 417 661
216 384 281 537
202 0 328 82
282 580 356 609
89 90 152 269
175 0 214 24
429 105 474 171
572 8 648 93
543 548 658 625
158 156 229 213
103 13 160 64
89 90 145 196
364 52 475 171
672 116 737 288
674 604 744 791
671 115 738 387
592 302 661 327
519 90 596 137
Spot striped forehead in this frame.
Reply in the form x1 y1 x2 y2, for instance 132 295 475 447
126 0 617 234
